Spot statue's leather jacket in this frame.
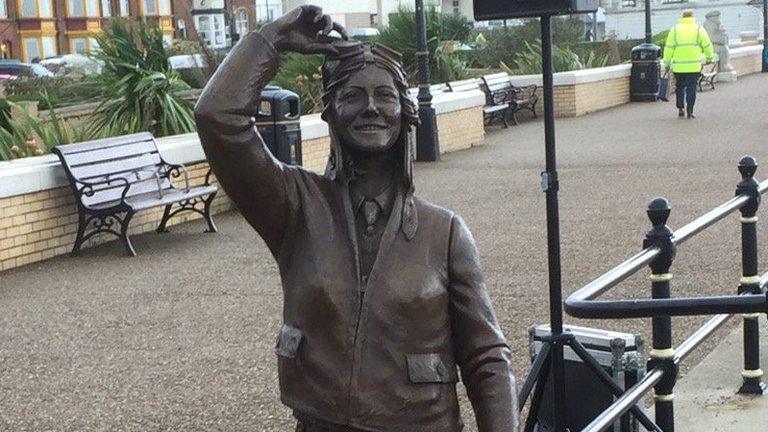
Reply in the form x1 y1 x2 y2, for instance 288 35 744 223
194 31 518 432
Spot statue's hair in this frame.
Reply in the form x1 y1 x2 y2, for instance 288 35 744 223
320 42 419 129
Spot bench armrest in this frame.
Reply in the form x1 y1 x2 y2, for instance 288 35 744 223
130 167 166 199
513 84 538 99
164 163 191 192
75 176 131 206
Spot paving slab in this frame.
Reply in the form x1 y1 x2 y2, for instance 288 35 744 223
674 318 768 431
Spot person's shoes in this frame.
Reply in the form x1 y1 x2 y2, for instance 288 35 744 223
687 113 696 119
678 108 685 118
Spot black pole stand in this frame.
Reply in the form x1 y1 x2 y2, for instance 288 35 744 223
763 0 768 72
414 0 440 161
517 15 662 432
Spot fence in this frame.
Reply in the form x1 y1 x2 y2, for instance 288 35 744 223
561 156 768 431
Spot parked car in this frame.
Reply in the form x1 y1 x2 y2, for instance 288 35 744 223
0 60 54 82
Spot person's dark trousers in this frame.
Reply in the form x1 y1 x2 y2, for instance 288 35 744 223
674 72 700 115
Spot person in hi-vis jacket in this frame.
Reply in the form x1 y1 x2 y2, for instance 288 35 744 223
663 10 715 119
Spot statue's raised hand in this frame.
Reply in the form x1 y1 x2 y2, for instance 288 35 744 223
261 5 348 57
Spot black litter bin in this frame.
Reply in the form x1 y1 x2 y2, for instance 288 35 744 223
255 85 302 165
630 43 661 102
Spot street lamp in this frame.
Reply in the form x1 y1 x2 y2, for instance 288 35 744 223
747 0 768 72
414 0 440 162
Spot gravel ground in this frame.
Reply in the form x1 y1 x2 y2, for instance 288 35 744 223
1 74 767 431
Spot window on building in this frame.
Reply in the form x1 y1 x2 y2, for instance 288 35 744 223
23 38 40 61
39 0 52 16
42 36 56 58
101 0 110 15
68 0 85 15
661 0 687 3
621 0 637 6
235 9 249 38
21 0 38 17
142 0 170 15
120 0 129 15
87 0 98 16
71 38 88 54
194 14 227 48
143 0 156 14
0 0 7 18
256 0 282 22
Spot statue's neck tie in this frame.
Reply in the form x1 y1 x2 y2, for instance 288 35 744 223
361 200 381 253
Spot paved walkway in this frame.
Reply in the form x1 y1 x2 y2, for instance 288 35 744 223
1 74 767 431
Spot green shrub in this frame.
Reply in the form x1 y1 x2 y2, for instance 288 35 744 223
0 99 88 161
86 19 195 138
501 40 609 74
271 53 325 115
376 6 473 84
4 77 101 109
475 17 588 70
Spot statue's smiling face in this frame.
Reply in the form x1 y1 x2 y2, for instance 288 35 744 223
333 65 403 154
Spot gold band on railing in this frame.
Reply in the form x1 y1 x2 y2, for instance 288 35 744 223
653 393 675 402
742 369 764 379
740 216 759 223
648 273 672 282
649 348 675 359
739 275 761 285
742 313 760 319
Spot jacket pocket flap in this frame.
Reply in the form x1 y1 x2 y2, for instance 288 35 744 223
275 324 303 359
406 353 457 383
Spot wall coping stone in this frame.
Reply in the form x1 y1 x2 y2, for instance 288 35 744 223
730 44 763 59
509 64 632 87
0 89 485 199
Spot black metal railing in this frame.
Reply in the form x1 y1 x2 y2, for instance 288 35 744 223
563 156 768 432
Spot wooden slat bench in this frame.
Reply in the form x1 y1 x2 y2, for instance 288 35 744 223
481 73 538 126
52 132 218 256
447 78 514 127
698 61 719 91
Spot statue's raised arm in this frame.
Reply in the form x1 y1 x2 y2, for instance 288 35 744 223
194 6 346 254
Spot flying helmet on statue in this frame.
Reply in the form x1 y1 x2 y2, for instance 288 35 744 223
320 40 420 240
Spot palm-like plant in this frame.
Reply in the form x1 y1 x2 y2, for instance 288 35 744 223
375 6 473 84
0 98 88 160
87 19 195 138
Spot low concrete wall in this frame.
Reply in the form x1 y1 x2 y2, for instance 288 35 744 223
503 44 764 118
509 65 632 118
0 91 485 271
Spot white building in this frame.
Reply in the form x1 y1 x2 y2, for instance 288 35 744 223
602 0 764 41
261 0 444 30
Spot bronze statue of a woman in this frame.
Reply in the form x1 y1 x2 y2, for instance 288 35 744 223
195 5 518 431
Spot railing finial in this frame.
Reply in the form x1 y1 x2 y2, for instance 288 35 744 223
738 155 758 180
646 197 671 230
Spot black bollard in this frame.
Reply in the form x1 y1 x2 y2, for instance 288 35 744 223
643 197 678 432
735 156 767 395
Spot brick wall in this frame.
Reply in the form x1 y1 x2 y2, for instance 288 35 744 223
0 163 231 271
544 75 630 118
301 137 332 174
437 107 485 153
574 76 631 116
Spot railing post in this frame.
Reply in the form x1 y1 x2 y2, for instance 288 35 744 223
735 156 767 395
643 197 678 432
